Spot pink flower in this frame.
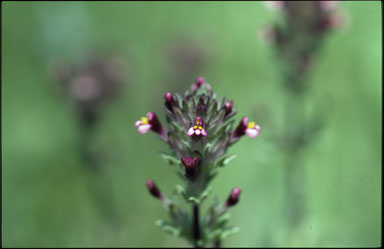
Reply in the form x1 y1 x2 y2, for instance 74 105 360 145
187 117 207 137
230 117 261 143
135 112 168 141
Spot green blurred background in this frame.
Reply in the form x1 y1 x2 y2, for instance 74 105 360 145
2 1 381 247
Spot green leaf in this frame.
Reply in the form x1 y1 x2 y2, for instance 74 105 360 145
206 229 222 241
175 184 188 200
203 143 213 155
214 212 231 227
155 220 181 237
188 196 200 204
158 151 180 165
214 154 237 167
200 187 212 203
220 226 240 240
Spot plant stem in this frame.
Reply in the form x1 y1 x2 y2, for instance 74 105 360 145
213 238 221 248
284 89 307 236
193 203 202 248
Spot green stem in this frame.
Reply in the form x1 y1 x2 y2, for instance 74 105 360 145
284 90 306 231
193 203 202 248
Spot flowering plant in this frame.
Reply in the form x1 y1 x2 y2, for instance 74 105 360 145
135 77 261 247
260 1 347 244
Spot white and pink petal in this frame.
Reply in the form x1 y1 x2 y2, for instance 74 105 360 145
202 129 207 136
187 127 195 136
134 120 142 127
245 128 259 138
138 124 152 134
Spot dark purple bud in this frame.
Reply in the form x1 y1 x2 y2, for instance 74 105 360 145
180 156 199 180
147 112 168 141
226 187 242 207
164 92 178 112
146 179 162 199
225 100 233 115
230 117 248 142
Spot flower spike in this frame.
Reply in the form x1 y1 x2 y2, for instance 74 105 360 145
136 76 260 247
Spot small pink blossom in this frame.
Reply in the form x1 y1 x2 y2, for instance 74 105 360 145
187 116 207 137
230 117 261 143
134 112 168 141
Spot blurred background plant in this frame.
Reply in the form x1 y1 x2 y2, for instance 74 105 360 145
2 1 381 247
259 1 351 246
49 53 127 234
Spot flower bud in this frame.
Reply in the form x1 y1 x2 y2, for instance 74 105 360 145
225 100 233 115
164 92 178 112
180 156 199 180
226 187 242 207
146 179 162 199
191 76 205 91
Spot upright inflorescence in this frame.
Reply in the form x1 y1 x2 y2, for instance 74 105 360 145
135 77 261 247
261 1 346 93
260 1 347 244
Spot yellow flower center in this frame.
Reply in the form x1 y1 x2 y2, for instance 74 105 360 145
198 126 202 130
193 125 198 129
247 122 255 129
141 117 149 125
